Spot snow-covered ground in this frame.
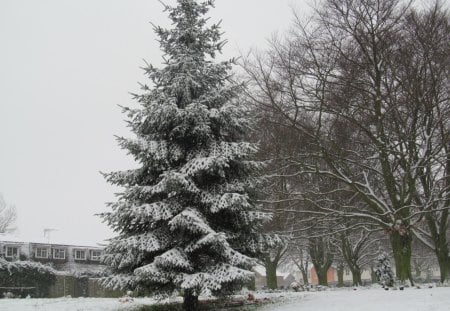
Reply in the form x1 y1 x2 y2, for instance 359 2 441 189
0 287 449 311
0 297 160 311
260 286 450 311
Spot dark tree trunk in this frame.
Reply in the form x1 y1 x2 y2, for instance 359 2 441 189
390 231 414 285
264 246 286 290
316 267 329 286
265 259 278 290
350 268 362 286
426 210 450 283
182 290 199 311
436 244 449 283
337 265 344 287
301 269 309 286
309 237 333 287
340 232 365 287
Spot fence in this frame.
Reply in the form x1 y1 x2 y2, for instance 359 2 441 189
48 275 123 298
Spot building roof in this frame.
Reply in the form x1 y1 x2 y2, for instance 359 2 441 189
0 233 105 248
253 265 294 280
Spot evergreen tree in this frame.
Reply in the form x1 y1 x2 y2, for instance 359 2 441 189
101 1 275 309
375 252 394 287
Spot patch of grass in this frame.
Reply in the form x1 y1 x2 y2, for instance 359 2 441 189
136 303 181 311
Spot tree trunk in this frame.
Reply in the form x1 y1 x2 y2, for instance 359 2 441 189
265 259 278 290
370 266 377 284
350 268 362 286
390 231 413 285
414 259 421 278
301 269 309 286
309 237 333 287
182 290 199 311
427 214 450 283
436 243 449 283
337 266 344 287
316 267 328 286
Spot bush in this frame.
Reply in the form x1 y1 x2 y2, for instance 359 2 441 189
374 253 394 287
0 258 56 297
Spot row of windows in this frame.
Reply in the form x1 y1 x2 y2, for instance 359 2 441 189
3 246 102 261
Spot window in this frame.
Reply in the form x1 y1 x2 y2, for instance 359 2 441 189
5 247 18 258
74 250 86 260
90 250 102 261
35 248 48 259
53 249 66 259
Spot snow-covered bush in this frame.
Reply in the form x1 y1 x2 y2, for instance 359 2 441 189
290 282 302 292
375 253 394 287
0 258 56 297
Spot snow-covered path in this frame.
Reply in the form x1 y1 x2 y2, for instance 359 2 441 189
260 287 450 311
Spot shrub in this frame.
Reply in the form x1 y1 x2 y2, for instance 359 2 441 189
0 258 56 297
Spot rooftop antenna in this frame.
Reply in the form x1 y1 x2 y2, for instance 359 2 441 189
43 228 57 244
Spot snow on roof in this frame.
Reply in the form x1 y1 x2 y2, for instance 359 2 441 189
253 265 266 276
253 265 293 280
0 232 105 248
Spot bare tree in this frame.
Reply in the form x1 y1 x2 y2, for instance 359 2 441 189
0 194 17 233
411 237 436 282
333 228 380 286
252 111 298 289
397 2 450 283
289 240 310 286
309 236 334 286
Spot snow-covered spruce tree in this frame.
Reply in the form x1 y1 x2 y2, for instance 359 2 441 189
375 253 394 287
101 1 274 309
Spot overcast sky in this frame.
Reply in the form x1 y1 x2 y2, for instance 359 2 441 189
0 0 310 245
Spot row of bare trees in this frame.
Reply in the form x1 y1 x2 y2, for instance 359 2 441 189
245 0 450 286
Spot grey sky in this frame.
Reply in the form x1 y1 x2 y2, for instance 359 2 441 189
0 0 310 245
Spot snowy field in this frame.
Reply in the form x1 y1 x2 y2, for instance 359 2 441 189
0 287 449 311
0 296 160 311
260 287 450 311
